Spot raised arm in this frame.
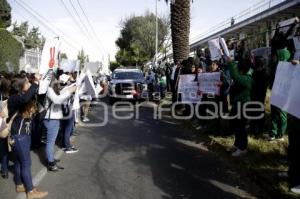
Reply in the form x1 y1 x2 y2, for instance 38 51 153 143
228 61 252 89
16 83 39 105
47 87 71 105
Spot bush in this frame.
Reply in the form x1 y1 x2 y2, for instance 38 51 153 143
0 29 24 72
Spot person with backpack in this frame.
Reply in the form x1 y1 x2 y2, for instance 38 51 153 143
8 74 48 199
59 74 78 154
42 74 76 171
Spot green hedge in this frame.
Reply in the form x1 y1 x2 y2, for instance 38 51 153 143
0 29 24 72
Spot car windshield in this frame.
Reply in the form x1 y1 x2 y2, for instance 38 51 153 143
112 72 143 80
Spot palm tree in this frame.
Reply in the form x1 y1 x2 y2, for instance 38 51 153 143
165 0 191 63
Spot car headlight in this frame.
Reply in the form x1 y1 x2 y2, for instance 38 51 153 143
143 84 148 91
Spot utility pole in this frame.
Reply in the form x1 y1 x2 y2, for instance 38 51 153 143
155 0 158 68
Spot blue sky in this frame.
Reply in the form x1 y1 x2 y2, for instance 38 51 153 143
8 0 262 61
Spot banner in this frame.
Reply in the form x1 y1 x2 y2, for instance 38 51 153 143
78 70 97 97
198 72 221 96
39 38 61 75
208 38 229 61
178 75 201 103
59 59 80 72
208 38 222 61
270 62 300 119
84 62 101 75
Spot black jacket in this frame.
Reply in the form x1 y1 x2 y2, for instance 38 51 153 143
8 83 38 136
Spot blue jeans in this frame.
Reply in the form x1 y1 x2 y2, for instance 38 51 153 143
12 135 34 192
43 120 60 163
0 138 9 174
61 113 75 149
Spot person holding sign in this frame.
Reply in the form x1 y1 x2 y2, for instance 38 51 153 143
8 75 49 199
41 75 77 171
268 21 297 142
227 54 253 157
287 61 300 195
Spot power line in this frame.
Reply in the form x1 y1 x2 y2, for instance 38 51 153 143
67 0 104 56
58 0 97 53
11 0 80 51
75 0 107 54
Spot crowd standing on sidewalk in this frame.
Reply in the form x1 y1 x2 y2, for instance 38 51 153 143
151 18 300 196
0 14 299 199
0 69 93 198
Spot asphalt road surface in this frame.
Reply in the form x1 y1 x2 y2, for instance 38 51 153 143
4 101 264 199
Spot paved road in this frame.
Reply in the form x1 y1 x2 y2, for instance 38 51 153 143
1 101 263 199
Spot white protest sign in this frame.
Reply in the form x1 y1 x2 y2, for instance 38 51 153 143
78 70 97 97
198 72 221 96
270 62 300 119
178 75 201 103
278 17 299 36
293 37 300 51
84 62 101 75
59 59 80 73
220 38 230 57
39 38 61 75
208 38 222 61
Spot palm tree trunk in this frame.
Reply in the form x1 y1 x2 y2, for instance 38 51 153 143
170 0 190 63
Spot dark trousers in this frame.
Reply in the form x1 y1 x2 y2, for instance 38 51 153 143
61 113 75 149
0 138 9 173
31 115 42 149
166 77 171 92
171 80 178 103
288 116 300 187
230 103 248 150
12 135 34 192
249 102 266 135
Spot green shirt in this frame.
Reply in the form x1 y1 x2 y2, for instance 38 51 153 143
228 61 253 103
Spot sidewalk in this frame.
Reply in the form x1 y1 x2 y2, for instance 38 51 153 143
0 145 64 199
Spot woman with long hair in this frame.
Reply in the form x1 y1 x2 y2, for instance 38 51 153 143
8 74 48 199
41 74 76 171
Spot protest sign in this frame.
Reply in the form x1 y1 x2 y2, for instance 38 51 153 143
84 62 101 75
220 38 230 57
198 72 221 96
78 70 97 97
178 75 201 103
208 38 229 60
59 59 80 72
293 37 300 51
270 62 300 119
39 38 61 75
208 38 222 61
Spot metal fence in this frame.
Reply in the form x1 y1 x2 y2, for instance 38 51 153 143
190 0 287 44
19 49 41 72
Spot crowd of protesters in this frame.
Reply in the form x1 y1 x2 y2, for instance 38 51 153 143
0 18 299 199
0 68 94 198
153 19 300 195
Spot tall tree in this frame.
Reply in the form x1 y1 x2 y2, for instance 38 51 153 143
11 21 29 38
0 0 23 71
11 22 45 50
165 0 191 63
25 26 41 49
0 0 11 28
116 12 169 66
